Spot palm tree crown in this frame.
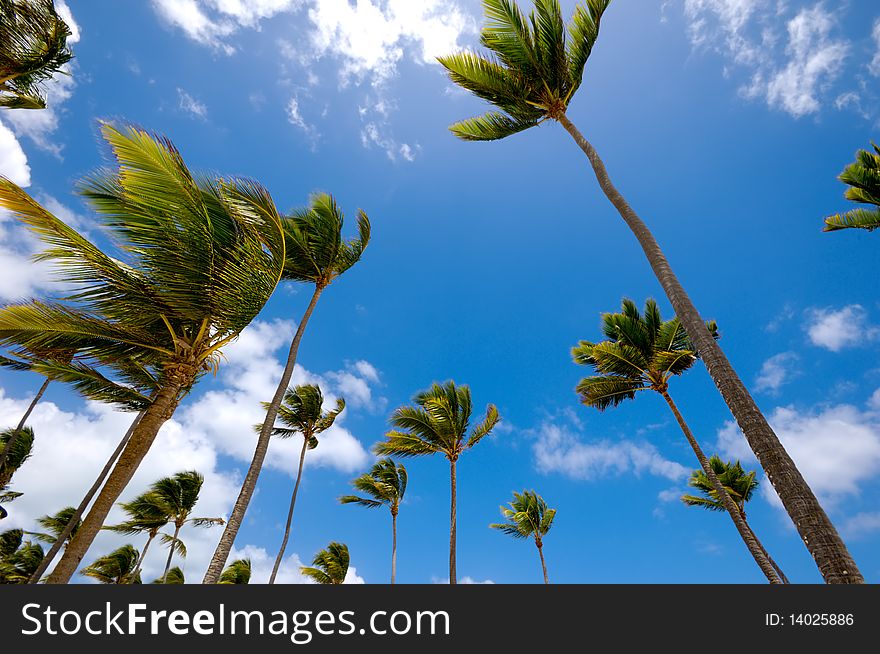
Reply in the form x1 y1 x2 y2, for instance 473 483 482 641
301 542 350 585
339 458 408 512
823 141 880 232
0 0 74 109
0 426 34 488
681 456 758 514
29 506 81 544
80 545 141 584
490 490 556 540
268 384 345 447
219 558 251 584
437 0 609 140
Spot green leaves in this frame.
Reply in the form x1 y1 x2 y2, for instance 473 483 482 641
490 490 556 540
681 455 758 512
80 544 140 584
449 112 540 141
339 459 408 510
823 141 880 232
219 558 252 584
269 384 345 448
301 542 350 584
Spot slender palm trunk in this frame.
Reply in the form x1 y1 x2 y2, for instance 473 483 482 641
557 113 862 584
536 539 549 584
268 436 309 584
133 530 157 581
449 458 457 585
28 410 144 583
47 378 186 584
743 515 789 584
660 389 781 583
0 377 50 471
204 285 324 583
162 523 182 583
391 508 398 585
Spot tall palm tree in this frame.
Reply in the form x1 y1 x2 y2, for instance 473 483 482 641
682 455 789 583
439 0 860 583
205 194 370 583
0 0 73 109
80 544 141 584
265 385 344 584
152 566 184 584
375 381 500 584
490 490 555 583
823 141 880 232
104 492 172 581
0 122 286 583
572 298 781 583
301 542 349 585
219 558 251 584
143 471 223 584
339 458 408 583
0 426 33 488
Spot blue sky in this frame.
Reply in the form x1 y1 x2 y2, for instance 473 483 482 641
1 0 879 584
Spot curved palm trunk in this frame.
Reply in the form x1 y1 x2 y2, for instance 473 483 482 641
28 409 144 583
449 458 457 585
557 113 862 584
204 285 324 584
0 377 50 471
133 530 158 581
162 523 182 584
268 436 309 584
536 539 549 584
391 508 398 585
660 390 781 583
46 379 186 584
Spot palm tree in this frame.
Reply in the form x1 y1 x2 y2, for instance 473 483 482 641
0 0 73 109
682 455 789 583
439 0 860 583
152 566 184 584
0 536 44 583
143 471 224 584
218 558 251 584
490 490 555 583
265 385 344 584
572 298 781 583
205 194 370 583
0 122 286 583
0 426 33 488
104 492 172 581
80 544 141 584
301 542 349 585
375 381 500 584
339 458 408 583
823 141 880 232
27 506 80 549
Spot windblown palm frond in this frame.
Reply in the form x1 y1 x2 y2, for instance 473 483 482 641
301 542 349 585
152 566 184 584
339 458 408 509
0 426 34 487
27 506 80 544
681 455 758 512
80 544 140 584
219 558 251 584
490 490 556 540
824 142 880 232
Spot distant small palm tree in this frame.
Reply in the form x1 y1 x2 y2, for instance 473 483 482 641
218 558 251 584
340 458 407 583
266 384 345 584
0 426 34 488
682 455 788 583
80 545 141 584
26 506 80 551
0 0 73 109
823 142 880 232
152 566 184 584
301 542 349 585
375 381 500 584
0 531 44 583
104 492 173 581
490 490 556 584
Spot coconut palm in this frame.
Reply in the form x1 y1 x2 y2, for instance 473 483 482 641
264 385 344 584
205 194 370 583
0 426 33 488
27 506 80 548
0 122 285 583
682 455 788 583
301 542 349 585
152 566 184 584
103 492 172 581
0 536 43 583
339 458 408 583
572 298 781 583
375 381 500 584
0 0 73 109
219 558 251 584
823 142 880 232
80 544 141 584
490 490 555 583
439 0 860 583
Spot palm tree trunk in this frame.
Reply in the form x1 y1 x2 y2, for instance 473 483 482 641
391 509 398 585
162 523 182 583
268 435 309 584
557 112 862 584
744 517 789 584
133 530 157 581
449 458 457 585
536 539 549 584
203 285 324 584
660 389 781 583
0 377 50 471
46 378 186 584
28 409 144 583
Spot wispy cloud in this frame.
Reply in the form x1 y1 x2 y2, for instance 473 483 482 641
805 304 879 352
177 87 208 119
754 352 799 394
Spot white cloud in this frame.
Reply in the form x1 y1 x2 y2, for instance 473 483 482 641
359 121 419 162
228 544 365 584
871 19 880 77
177 87 208 119
716 400 880 507
532 421 688 481
754 351 799 394
0 120 31 187
805 305 879 352
842 512 880 539
55 0 81 44
285 96 320 146
432 575 494 584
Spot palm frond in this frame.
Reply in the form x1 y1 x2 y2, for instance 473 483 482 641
449 112 539 141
